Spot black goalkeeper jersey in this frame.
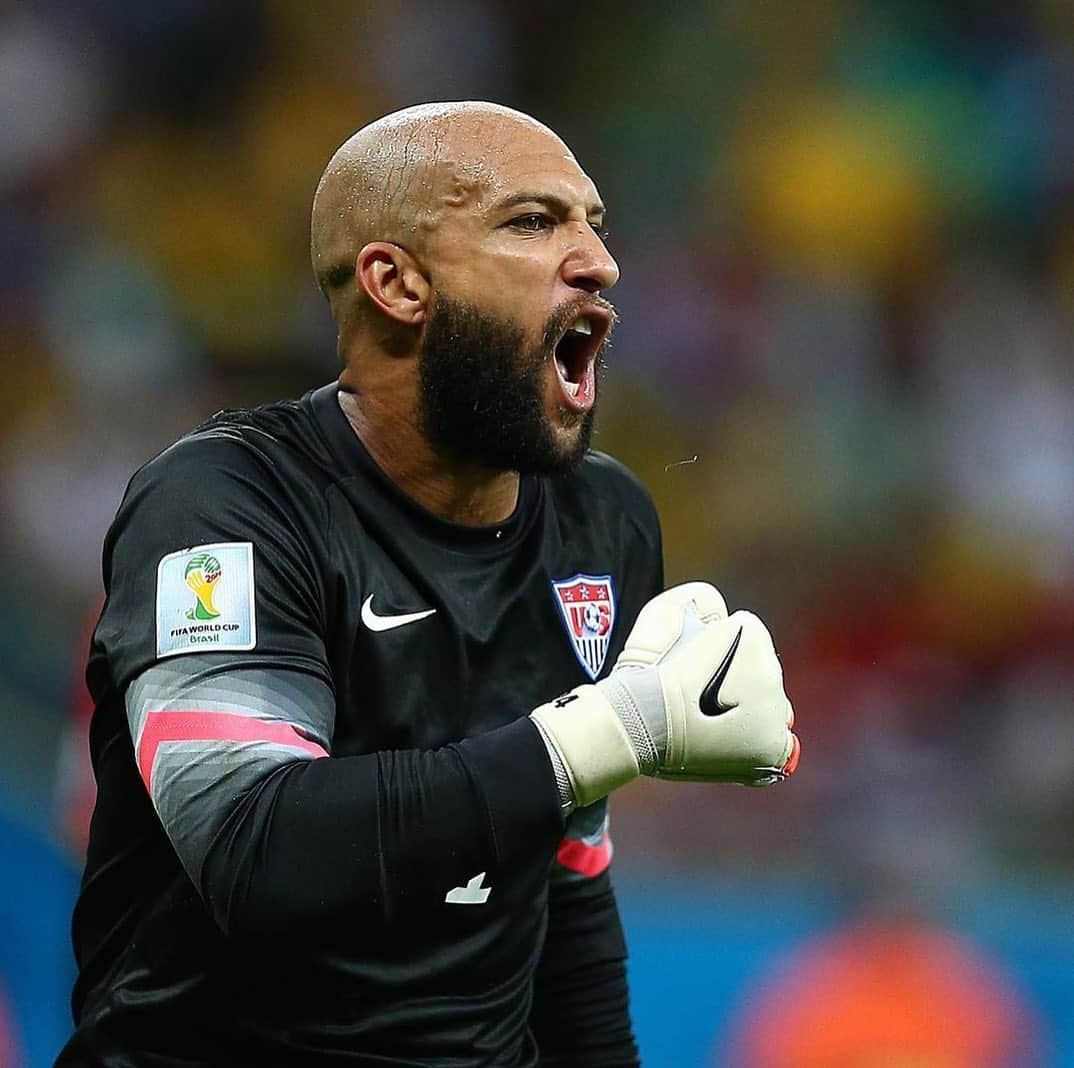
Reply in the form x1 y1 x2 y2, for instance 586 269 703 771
60 383 662 1067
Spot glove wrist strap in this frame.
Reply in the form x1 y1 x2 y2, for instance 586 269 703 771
530 716 576 812
530 686 641 809
597 671 667 775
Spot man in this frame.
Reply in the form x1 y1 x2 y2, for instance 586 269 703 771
60 102 799 1066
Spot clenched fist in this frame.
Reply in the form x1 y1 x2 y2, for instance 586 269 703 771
531 583 800 809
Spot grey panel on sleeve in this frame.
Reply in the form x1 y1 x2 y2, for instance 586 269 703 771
125 655 336 887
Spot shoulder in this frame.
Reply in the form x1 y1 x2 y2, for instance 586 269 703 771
569 451 660 527
113 397 336 553
130 397 331 501
575 450 650 494
546 450 662 550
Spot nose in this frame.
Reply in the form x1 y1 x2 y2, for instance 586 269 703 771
562 226 620 294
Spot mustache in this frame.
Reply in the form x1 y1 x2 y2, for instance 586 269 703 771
540 295 619 354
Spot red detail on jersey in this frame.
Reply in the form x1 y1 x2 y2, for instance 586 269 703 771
556 832 613 878
137 710 328 792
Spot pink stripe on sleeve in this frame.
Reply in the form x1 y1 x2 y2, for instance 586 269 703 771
556 833 613 878
137 710 329 792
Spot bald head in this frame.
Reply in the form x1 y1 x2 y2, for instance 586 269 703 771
309 101 620 491
310 101 571 311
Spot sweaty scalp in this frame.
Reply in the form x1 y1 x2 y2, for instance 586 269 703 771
309 102 568 319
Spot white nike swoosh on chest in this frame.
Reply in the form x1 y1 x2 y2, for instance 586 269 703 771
360 594 437 632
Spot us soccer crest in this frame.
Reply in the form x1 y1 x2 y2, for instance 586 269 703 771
551 574 617 680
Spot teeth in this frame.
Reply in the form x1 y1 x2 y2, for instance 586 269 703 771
556 359 581 396
568 317 592 335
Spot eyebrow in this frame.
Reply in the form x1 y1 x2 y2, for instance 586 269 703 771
493 192 606 219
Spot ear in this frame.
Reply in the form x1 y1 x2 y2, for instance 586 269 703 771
355 242 430 326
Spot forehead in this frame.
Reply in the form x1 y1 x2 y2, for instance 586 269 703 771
432 121 602 215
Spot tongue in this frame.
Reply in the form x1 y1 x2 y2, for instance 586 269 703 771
577 361 593 400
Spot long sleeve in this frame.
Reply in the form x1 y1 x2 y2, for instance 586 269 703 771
206 718 563 937
126 658 564 938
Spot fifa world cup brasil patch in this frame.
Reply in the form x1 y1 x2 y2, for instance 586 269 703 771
551 574 616 680
156 542 256 658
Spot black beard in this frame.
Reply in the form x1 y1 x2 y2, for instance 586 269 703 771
417 294 602 476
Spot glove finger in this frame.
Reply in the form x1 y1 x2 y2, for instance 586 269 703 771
695 610 784 709
672 581 729 625
618 582 728 668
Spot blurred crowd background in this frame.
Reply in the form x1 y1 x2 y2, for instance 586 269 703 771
2 1 1073 1064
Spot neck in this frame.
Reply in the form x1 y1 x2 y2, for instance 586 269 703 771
336 382 520 527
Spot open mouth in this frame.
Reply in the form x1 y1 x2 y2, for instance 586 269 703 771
552 310 611 413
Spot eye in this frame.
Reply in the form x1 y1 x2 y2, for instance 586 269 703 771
592 224 610 241
509 213 554 233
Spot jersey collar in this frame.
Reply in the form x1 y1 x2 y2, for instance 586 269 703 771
308 383 542 554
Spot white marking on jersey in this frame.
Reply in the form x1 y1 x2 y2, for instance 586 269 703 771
445 872 491 905
360 594 437 632
155 542 256 659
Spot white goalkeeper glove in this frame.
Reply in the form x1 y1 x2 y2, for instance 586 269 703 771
531 582 800 809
